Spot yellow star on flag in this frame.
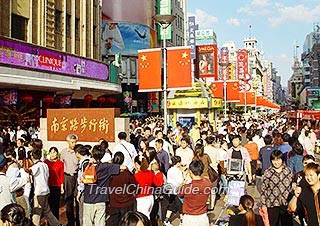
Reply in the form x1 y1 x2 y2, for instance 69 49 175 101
182 51 188 58
141 55 147 61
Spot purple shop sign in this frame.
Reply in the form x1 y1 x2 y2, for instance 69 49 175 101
0 37 108 80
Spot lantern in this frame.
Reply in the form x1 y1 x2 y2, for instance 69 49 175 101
84 94 93 103
97 96 106 104
20 94 33 103
106 96 116 104
43 95 54 104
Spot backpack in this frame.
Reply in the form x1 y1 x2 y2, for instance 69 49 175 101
81 162 97 184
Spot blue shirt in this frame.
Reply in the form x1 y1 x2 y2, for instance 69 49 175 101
259 145 275 174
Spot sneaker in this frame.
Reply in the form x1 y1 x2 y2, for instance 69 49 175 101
164 221 173 226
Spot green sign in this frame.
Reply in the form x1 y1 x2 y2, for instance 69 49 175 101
157 0 172 40
312 100 320 110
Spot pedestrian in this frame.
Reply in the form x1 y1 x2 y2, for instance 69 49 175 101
60 134 79 226
0 203 33 226
289 162 320 226
107 152 138 226
178 159 213 226
44 147 64 220
82 145 126 226
30 148 60 226
260 150 293 226
229 195 264 226
119 211 151 226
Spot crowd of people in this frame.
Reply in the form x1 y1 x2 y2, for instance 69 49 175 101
0 112 319 226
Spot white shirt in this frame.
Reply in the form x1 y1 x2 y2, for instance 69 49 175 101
204 146 220 172
16 129 27 139
101 152 112 163
31 161 50 196
166 166 184 194
112 140 137 172
175 147 194 167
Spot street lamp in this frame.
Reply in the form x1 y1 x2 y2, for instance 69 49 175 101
153 14 177 134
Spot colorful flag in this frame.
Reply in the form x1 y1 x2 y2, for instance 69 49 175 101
226 80 240 102
210 81 223 98
167 46 192 90
138 48 162 92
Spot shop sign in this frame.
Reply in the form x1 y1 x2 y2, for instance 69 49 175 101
47 108 115 142
0 37 108 80
167 98 208 109
212 98 222 108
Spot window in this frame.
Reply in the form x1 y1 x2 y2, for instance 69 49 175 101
75 18 80 39
54 10 62 33
11 14 27 41
66 14 71 37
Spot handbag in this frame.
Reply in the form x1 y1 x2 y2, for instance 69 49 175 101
81 163 97 184
208 165 219 183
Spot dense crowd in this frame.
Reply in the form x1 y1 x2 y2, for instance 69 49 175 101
0 113 320 226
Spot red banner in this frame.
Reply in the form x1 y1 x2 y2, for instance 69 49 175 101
167 47 192 89
226 80 240 102
236 92 256 106
210 81 223 98
138 48 162 91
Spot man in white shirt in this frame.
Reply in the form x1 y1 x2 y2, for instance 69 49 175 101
112 132 137 172
175 137 194 167
16 125 27 140
31 148 60 226
149 130 172 156
204 136 220 172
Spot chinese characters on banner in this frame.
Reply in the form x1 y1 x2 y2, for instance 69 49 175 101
236 49 252 92
187 16 196 59
220 47 229 80
47 108 115 142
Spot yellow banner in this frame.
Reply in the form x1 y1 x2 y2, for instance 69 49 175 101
167 98 208 109
212 98 222 108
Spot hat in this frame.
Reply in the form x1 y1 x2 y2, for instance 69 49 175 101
0 154 9 168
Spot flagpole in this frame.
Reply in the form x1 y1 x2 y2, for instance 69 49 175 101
153 14 177 134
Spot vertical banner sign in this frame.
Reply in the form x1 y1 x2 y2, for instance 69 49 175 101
237 49 251 92
157 0 172 40
196 44 218 80
220 47 229 80
167 46 192 89
187 16 196 59
137 48 162 91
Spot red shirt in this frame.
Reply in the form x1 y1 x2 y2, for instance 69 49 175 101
178 179 212 215
134 170 164 198
44 159 64 187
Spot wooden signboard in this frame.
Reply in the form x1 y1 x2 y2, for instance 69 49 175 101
47 108 116 142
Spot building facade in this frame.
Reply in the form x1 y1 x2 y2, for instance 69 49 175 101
0 0 121 126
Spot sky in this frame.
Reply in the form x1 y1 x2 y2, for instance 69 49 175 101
186 0 320 87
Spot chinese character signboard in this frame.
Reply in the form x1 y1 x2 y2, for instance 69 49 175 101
0 37 108 80
237 49 252 92
47 109 115 142
220 47 229 80
167 98 208 109
157 0 172 40
187 16 196 59
196 44 218 80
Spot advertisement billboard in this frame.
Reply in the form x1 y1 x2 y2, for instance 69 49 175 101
0 90 18 106
196 44 218 80
237 49 252 92
157 0 173 40
101 22 151 56
195 29 217 45
102 0 154 27
0 37 108 80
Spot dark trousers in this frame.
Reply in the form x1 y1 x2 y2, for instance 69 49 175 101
64 174 79 226
35 194 60 226
107 203 135 226
49 187 61 220
268 206 294 226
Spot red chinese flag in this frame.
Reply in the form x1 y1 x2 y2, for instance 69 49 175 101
226 80 240 102
256 96 264 107
167 47 192 89
210 81 223 98
138 48 162 91
236 92 256 106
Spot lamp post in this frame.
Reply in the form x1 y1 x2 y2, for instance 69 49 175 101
153 14 177 134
